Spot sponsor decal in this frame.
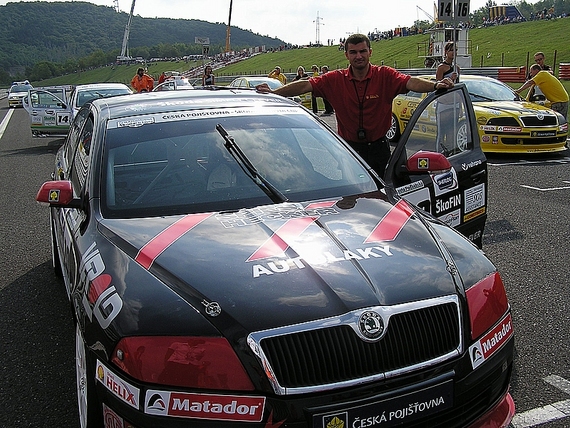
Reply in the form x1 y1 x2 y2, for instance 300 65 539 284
144 390 265 422
432 169 458 196
492 136 499 144
217 201 338 229
81 243 123 329
249 200 412 278
135 213 213 269
461 159 482 171
464 206 486 222
315 380 453 428
417 157 430 170
48 189 60 203
480 125 497 132
464 184 485 213
438 208 461 228
251 246 393 278
497 126 522 133
532 131 557 137
468 230 482 243
482 135 490 143
103 403 129 428
435 194 461 215
469 313 513 370
396 180 424 196
96 361 140 409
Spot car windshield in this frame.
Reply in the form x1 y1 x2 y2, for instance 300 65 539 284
10 85 32 93
464 79 518 102
75 88 131 108
102 107 376 218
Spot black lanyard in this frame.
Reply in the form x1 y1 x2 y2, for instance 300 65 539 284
352 79 370 132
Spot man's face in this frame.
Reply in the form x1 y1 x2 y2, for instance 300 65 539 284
534 55 545 67
137 70 144 76
345 42 371 71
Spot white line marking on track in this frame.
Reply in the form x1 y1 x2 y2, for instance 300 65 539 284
0 108 14 141
520 184 570 191
510 375 570 427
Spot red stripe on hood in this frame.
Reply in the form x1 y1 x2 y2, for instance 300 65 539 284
364 199 414 243
136 213 212 269
247 216 318 262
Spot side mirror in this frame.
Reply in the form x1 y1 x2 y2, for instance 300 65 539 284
406 151 452 174
36 180 82 209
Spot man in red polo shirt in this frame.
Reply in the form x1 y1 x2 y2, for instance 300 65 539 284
256 33 454 175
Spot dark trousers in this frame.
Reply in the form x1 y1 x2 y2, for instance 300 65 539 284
323 98 334 114
347 138 390 177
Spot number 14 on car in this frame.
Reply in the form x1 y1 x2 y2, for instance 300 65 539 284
438 0 470 21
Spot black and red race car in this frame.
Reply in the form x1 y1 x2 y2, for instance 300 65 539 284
36 86 514 427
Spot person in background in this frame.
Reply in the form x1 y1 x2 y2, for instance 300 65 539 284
320 65 334 115
516 64 568 119
158 71 167 85
256 33 454 176
310 64 320 114
131 67 154 92
436 42 460 83
527 51 552 100
268 66 287 85
293 66 309 81
202 65 215 86
435 42 461 146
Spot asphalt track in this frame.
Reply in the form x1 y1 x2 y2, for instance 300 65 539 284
1 106 569 427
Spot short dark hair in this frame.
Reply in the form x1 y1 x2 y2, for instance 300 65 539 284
345 34 371 51
137 67 144 73
530 64 542 72
444 42 455 52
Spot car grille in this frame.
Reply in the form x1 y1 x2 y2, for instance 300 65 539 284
250 298 461 394
519 115 558 127
486 117 520 127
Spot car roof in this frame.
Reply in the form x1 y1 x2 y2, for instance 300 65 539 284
89 88 300 120
74 83 131 90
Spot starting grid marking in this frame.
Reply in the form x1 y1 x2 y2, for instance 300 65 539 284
510 375 570 427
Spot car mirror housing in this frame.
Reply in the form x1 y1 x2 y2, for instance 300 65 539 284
36 180 82 209
406 151 452 174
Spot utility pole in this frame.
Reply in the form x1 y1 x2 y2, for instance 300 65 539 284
225 0 233 53
313 11 323 45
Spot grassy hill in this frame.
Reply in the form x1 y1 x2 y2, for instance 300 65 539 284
32 18 570 91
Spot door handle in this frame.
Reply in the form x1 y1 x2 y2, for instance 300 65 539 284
470 170 486 184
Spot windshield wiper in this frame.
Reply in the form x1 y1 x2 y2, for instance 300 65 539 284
216 124 288 203
469 92 494 102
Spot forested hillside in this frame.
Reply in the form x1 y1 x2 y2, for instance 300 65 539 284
0 1 285 70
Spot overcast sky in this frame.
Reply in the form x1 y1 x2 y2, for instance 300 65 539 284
2 0 539 46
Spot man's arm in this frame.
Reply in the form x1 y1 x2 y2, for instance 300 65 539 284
514 79 535 95
407 76 454 92
256 79 313 97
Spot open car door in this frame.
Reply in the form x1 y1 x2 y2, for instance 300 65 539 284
384 83 487 248
24 86 72 137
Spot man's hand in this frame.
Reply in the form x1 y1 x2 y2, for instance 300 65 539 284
256 83 272 93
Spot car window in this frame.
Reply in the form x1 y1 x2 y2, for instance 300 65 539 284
75 88 130 107
70 116 93 191
404 90 472 158
62 107 90 178
31 90 66 109
102 110 376 218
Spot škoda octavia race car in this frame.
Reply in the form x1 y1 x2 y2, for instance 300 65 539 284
36 86 514 427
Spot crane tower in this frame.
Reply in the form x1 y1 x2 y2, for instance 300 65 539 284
225 0 233 53
117 0 136 62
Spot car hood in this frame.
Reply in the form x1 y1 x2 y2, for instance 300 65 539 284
474 100 556 116
98 194 459 333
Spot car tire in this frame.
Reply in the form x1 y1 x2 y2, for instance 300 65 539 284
386 114 401 142
76 324 102 428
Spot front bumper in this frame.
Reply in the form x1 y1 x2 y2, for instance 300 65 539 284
93 334 514 428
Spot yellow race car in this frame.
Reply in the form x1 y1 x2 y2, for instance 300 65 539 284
388 75 568 154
